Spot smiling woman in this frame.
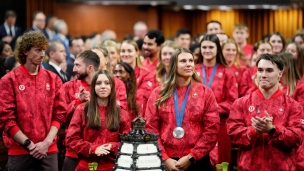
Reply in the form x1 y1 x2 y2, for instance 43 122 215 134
145 48 219 171
66 70 131 171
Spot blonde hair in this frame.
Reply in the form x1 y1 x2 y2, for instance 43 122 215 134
222 39 245 68
121 40 145 69
102 39 121 63
155 48 201 108
91 45 112 72
156 40 179 84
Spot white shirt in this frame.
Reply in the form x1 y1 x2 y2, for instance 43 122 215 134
4 22 15 37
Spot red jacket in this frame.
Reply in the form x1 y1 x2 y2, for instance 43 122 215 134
195 63 238 116
229 64 246 96
66 104 131 171
63 77 127 158
145 82 220 161
239 66 258 97
0 65 66 155
226 89 302 171
134 67 154 116
281 81 304 170
63 78 127 124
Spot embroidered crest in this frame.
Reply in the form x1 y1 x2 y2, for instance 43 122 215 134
218 72 223 78
248 106 255 112
19 85 25 91
278 108 284 115
192 92 198 99
235 71 239 76
301 119 304 125
116 100 121 106
75 93 80 98
46 83 50 91
147 81 152 87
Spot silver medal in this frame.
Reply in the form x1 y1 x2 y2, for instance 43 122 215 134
173 127 185 139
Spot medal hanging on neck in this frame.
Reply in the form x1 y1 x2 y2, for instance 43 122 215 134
173 82 191 139
202 63 218 88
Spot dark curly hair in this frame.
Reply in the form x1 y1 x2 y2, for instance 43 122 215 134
16 31 48 64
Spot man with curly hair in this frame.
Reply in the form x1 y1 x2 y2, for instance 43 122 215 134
0 31 67 170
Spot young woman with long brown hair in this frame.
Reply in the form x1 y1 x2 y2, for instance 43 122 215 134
145 48 219 171
66 70 131 171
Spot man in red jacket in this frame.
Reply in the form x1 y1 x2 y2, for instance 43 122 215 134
0 31 66 170
227 54 302 171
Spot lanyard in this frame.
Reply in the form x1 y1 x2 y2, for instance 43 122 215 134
202 63 218 88
164 73 166 82
174 83 191 127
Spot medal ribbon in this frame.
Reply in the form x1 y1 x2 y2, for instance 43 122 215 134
164 73 167 82
202 63 218 88
174 82 191 128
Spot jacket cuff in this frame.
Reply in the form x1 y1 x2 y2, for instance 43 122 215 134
75 99 82 106
247 127 258 140
162 152 169 161
90 144 99 155
51 120 61 129
189 152 197 160
8 125 20 137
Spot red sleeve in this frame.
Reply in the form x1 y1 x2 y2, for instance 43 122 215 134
217 69 238 115
226 99 259 147
108 108 131 155
190 88 220 160
52 77 67 125
66 104 94 157
144 88 170 160
63 82 82 125
268 101 302 149
239 68 251 97
137 70 154 116
114 77 127 110
0 76 19 134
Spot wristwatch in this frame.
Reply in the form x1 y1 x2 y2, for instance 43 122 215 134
189 155 196 164
268 126 276 135
23 139 31 148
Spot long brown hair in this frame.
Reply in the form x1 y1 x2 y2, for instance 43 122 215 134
198 34 228 67
155 48 201 108
156 40 179 84
85 70 120 131
278 52 301 96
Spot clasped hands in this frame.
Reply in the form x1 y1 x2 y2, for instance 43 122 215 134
95 144 112 156
165 155 192 171
251 111 274 134
27 140 52 160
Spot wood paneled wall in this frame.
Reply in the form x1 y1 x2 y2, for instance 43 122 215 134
54 3 159 40
25 0 303 44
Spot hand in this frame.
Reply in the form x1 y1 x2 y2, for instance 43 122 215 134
2 36 13 43
30 140 51 159
79 87 90 102
59 61 67 73
95 144 112 156
251 115 274 133
176 155 192 171
164 158 179 171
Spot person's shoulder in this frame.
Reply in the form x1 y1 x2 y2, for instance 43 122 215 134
0 66 21 81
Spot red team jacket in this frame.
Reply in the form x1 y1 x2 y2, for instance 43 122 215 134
63 76 127 158
195 63 238 164
195 63 238 115
0 65 66 155
134 66 154 116
66 104 131 171
227 89 302 171
239 66 258 97
145 82 220 161
281 81 304 170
